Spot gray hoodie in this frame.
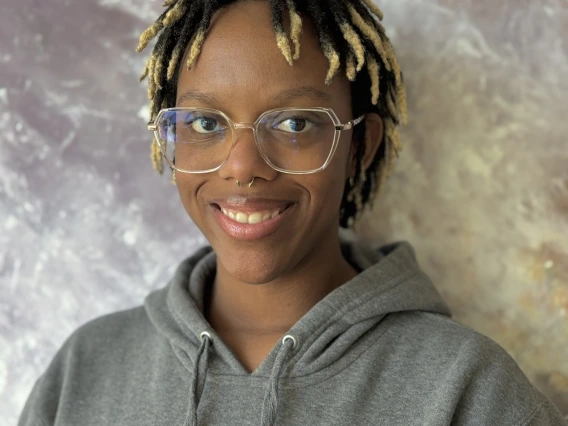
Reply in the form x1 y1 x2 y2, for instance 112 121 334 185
18 235 567 426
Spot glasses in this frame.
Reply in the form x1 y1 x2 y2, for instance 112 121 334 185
147 107 365 174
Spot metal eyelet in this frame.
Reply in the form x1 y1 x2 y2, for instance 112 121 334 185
200 331 212 342
282 334 297 348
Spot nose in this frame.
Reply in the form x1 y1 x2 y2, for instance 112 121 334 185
217 126 278 184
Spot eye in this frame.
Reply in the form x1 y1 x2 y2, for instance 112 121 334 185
185 116 224 133
273 115 314 133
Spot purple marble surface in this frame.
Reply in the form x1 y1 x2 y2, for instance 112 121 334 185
1 0 206 422
2 0 567 423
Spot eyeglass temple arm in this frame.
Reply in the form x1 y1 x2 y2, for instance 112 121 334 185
148 122 157 131
335 114 365 131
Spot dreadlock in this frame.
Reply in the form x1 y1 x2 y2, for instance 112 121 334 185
136 0 408 228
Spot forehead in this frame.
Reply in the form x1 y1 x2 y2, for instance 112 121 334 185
176 1 350 116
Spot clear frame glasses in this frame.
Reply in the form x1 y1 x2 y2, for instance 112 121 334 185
147 107 365 175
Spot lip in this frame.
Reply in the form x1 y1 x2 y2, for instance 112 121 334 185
210 196 293 214
211 202 294 241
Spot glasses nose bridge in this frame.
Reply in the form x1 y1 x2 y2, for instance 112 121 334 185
233 122 256 130
225 119 262 159
230 121 259 146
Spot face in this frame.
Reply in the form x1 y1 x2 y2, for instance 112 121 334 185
175 0 360 284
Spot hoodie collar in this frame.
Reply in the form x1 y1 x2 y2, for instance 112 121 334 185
145 233 452 378
144 234 452 426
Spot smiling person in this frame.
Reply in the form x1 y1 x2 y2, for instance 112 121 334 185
18 1 567 426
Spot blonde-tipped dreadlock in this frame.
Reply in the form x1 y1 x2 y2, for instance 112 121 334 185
151 136 164 175
163 0 187 27
347 4 390 73
186 30 206 69
146 53 158 99
136 0 408 228
361 0 384 21
339 22 365 71
287 0 302 59
345 51 357 81
271 0 294 65
276 32 294 66
366 53 380 104
136 21 163 53
322 42 341 84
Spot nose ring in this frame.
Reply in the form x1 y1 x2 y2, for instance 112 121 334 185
236 177 255 187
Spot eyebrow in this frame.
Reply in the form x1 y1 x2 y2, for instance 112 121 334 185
273 86 332 103
177 90 219 106
176 85 331 106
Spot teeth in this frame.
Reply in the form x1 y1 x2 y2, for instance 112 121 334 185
248 213 262 224
235 212 247 223
220 207 283 224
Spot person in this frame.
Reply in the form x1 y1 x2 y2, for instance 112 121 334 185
18 0 568 425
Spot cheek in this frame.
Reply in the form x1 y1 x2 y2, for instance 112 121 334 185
175 174 205 221
304 159 349 218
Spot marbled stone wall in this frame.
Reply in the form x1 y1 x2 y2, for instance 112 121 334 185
358 0 568 415
1 0 566 423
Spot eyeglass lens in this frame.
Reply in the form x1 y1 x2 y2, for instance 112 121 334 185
156 109 337 172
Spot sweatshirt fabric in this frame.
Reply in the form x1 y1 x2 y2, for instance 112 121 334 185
18 232 567 426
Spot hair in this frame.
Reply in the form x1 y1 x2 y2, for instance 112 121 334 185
136 0 407 228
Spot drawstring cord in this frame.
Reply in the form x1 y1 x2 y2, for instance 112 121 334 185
182 332 297 426
260 335 297 426
184 331 212 426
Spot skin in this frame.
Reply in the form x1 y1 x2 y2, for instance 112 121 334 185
174 0 383 372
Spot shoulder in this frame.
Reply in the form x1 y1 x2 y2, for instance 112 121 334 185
388 310 517 356
18 306 160 425
75 304 153 342
385 311 566 425
46 304 161 376
388 310 530 383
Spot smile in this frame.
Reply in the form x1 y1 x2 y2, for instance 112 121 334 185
219 207 284 224
211 202 294 241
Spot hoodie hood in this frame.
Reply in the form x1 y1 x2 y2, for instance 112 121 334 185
144 231 452 425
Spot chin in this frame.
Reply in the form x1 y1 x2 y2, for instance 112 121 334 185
216 244 291 285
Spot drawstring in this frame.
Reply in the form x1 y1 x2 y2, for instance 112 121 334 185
183 331 212 426
182 332 297 426
260 335 297 426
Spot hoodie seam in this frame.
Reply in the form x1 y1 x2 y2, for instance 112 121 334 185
286 268 417 369
282 313 398 389
408 310 474 332
300 267 415 337
519 401 543 426
34 415 50 426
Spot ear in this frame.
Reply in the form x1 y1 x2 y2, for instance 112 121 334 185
347 112 384 176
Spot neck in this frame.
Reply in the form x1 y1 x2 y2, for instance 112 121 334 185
207 234 358 338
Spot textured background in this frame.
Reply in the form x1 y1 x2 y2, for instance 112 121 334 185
1 0 567 423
